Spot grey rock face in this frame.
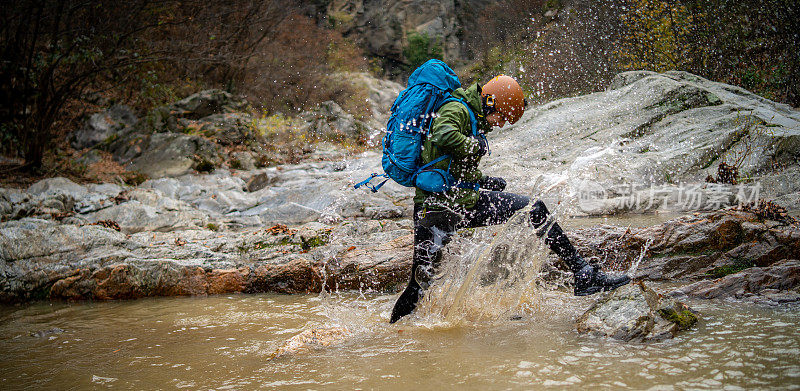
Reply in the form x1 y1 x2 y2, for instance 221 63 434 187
151 89 249 129
331 72 403 131
102 90 253 178
488 71 800 215
567 209 800 284
576 282 699 342
27 177 87 199
327 0 461 62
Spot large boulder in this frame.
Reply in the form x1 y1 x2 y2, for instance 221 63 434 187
567 208 800 284
72 105 137 149
123 133 222 178
487 71 800 215
576 282 699 341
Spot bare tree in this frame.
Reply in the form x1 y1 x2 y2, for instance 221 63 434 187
0 0 293 172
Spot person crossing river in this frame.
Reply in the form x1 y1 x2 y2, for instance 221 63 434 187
389 73 631 323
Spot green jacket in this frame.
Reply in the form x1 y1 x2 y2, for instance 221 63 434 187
413 83 492 209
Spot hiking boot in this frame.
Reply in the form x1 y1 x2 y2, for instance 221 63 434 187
529 199 631 296
573 263 631 296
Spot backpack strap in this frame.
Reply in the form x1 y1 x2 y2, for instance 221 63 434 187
414 154 451 176
437 96 490 156
354 173 390 193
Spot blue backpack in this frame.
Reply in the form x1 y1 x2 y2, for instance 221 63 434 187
355 59 483 193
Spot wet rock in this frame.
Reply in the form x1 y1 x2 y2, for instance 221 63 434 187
0 209 412 301
671 259 800 304
576 282 699 342
72 105 137 149
487 71 800 215
86 199 207 234
570 209 800 284
269 327 351 359
0 218 131 261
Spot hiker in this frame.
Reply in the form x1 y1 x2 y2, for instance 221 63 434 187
389 74 631 323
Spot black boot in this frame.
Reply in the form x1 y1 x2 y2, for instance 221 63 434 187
390 271 423 324
390 207 457 323
529 200 630 295
389 242 445 323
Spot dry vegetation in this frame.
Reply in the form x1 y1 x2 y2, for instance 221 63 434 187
0 0 370 180
1 0 796 186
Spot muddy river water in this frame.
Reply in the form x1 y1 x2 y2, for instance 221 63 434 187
2 212 799 390
1 289 799 390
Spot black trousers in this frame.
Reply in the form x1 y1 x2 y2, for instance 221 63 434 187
412 191 531 286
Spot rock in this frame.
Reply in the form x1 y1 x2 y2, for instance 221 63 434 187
231 151 256 171
0 205 412 301
30 327 65 338
244 172 277 192
127 133 220 178
0 218 130 262
335 72 403 126
72 105 137 149
327 0 463 66
487 71 800 215
576 282 699 342
568 209 800 284
299 101 368 141
86 199 208 234
179 112 254 146
103 90 254 179
150 89 249 130
671 259 800 303
75 149 103 166
27 177 87 199
269 327 352 359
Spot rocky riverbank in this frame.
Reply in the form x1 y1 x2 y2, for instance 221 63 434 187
2 169 798 305
2 70 800 310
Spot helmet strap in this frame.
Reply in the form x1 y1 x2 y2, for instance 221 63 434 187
482 94 496 116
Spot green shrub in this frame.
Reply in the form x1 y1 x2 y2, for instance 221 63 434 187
403 32 444 70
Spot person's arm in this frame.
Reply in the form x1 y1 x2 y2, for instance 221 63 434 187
429 103 481 158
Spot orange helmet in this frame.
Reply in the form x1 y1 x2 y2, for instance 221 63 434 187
481 75 526 124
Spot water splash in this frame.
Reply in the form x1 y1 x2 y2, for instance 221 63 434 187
627 236 653 277
414 204 552 326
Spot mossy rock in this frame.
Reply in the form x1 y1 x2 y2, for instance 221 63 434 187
658 306 699 330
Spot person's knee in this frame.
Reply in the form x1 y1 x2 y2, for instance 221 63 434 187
529 199 549 227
